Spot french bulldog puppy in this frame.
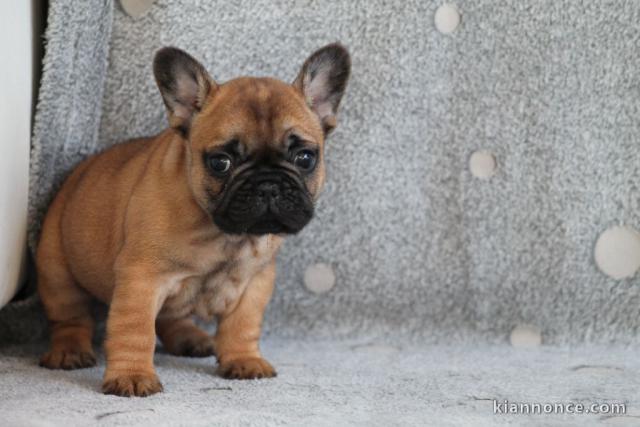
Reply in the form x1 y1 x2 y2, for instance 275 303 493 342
36 44 350 397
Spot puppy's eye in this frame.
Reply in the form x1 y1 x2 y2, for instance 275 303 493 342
293 149 317 171
207 154 232 176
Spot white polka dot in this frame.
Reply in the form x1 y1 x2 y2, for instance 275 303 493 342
434 4 461 34
510 325 542 348
469 150 497 179
304 263 336 294
120 0 156 19
595 226 640 280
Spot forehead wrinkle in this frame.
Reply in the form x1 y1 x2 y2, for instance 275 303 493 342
242 82 279 150
196 77 323 151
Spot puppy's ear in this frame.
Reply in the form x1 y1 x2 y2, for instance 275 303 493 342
153 47 216 135
293 43 351 135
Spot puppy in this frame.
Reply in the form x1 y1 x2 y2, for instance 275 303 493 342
36 44 350 397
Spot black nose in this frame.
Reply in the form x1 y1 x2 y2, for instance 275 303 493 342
257 182 280 199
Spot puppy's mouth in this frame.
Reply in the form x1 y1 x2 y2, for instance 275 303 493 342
211 167 314 235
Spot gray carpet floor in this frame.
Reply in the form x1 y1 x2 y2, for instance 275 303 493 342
0 338 638 427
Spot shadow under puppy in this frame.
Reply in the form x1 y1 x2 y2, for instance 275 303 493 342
36 44 350 397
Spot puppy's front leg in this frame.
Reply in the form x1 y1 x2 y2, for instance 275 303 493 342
214 263 276 380
102 268 164 397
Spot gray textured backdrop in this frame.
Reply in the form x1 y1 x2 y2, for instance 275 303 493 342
27 0 640 344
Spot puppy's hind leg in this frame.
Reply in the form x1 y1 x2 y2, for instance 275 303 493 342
37 247 96 370
157 317 215 358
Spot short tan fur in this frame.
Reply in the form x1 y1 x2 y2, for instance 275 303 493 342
36 44 350 397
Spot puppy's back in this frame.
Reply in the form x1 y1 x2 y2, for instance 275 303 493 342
39 134 160 302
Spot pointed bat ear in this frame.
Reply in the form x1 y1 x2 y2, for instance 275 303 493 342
293 43 351 135
153 47 217 135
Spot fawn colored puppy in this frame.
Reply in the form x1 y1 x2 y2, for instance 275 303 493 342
36 44 350 396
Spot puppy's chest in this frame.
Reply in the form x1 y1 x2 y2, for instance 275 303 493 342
161 236 277 319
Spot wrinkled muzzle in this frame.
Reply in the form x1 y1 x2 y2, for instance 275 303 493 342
212 168 314 235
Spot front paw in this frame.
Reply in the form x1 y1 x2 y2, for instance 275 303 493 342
217 357 277 380
102 373 163 397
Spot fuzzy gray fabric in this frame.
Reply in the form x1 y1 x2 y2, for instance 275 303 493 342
0 338 637 426
26 0 640 344
28 0 113 250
